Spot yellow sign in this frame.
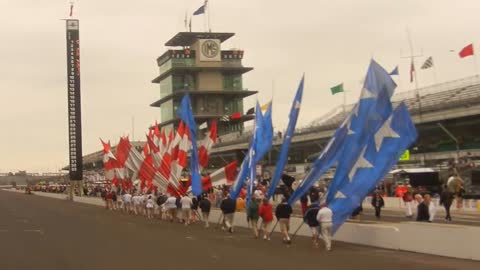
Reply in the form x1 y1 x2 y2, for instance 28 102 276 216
399 150 410 161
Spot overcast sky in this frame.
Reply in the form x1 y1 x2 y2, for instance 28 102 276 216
1 0 479 173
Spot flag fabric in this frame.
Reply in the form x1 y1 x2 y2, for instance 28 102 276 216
260 102 270 113
246 107 255 115
230 101 273 200
101 139 122 181
199 121 208 130
459 44 474 58
288 60 396 205
421 56 434 69
220 115 230 122
230 155 250 199
389 66 399 76
201 161 238 191
220 112 242 122
178 94 202 196
329 103 417 233
198 120 217 171
230 112 242 120
193 1 207 15
410 59 415 83
325 60 395 204
267 75 304 199
330 83 344 95
115 137 173 192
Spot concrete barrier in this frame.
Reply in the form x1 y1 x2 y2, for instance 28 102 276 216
5 189 479 261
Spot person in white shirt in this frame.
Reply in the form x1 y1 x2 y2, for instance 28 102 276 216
316 202 333 251
145 195 155 219
122 192 133 214
132 194 145 216
180 195 193 225
424 194 436 222
164 195 178 222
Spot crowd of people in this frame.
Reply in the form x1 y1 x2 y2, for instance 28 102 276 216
97 184 335 252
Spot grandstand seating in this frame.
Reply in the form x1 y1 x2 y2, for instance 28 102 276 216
215 76 480 148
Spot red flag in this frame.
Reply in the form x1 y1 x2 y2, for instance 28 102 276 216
409 59 415 83
459 44 474 58
230 112 242 120
198 120 217 171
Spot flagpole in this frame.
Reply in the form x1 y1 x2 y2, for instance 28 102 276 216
207 0 211 32
204 1 208 32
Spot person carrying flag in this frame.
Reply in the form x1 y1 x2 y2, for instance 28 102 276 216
316 202 333 251
247 198 260 238
275 197 293 244
258 198 273 240
220 193 236 233
303 201 320 248
199 194 211 228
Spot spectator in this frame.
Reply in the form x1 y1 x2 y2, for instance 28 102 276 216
275 197 293 244
371 192 385 219
440 185 454 222
403 186 414 218
122 191 133 214
415 194 430 222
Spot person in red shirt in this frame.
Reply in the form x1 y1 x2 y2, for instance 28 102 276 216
258 198 274 240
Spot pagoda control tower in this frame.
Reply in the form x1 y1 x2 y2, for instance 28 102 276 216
150 32 257 135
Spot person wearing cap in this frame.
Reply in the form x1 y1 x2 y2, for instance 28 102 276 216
316 202 333 251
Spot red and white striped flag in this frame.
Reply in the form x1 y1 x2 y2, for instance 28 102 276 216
100 139 126 182
169 124 191 187
198 120 217 171
115 136 173 193
201 161 238 191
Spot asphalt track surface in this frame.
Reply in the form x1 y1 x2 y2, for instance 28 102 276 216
1 190 479 270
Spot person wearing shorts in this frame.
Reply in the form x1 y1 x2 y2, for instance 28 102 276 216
258 198 273 240
275 197 293 244
303 201 320 247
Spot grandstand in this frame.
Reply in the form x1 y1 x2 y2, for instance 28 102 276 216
77 76 480 180
209 75 480 168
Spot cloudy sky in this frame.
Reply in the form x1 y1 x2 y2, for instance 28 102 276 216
1 0 479 173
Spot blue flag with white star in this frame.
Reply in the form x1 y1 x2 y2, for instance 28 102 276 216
231 102 273 200
267 75 304 199
288 60 395 205
178 94 202 196
329 103 417 233
325 60 396 204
